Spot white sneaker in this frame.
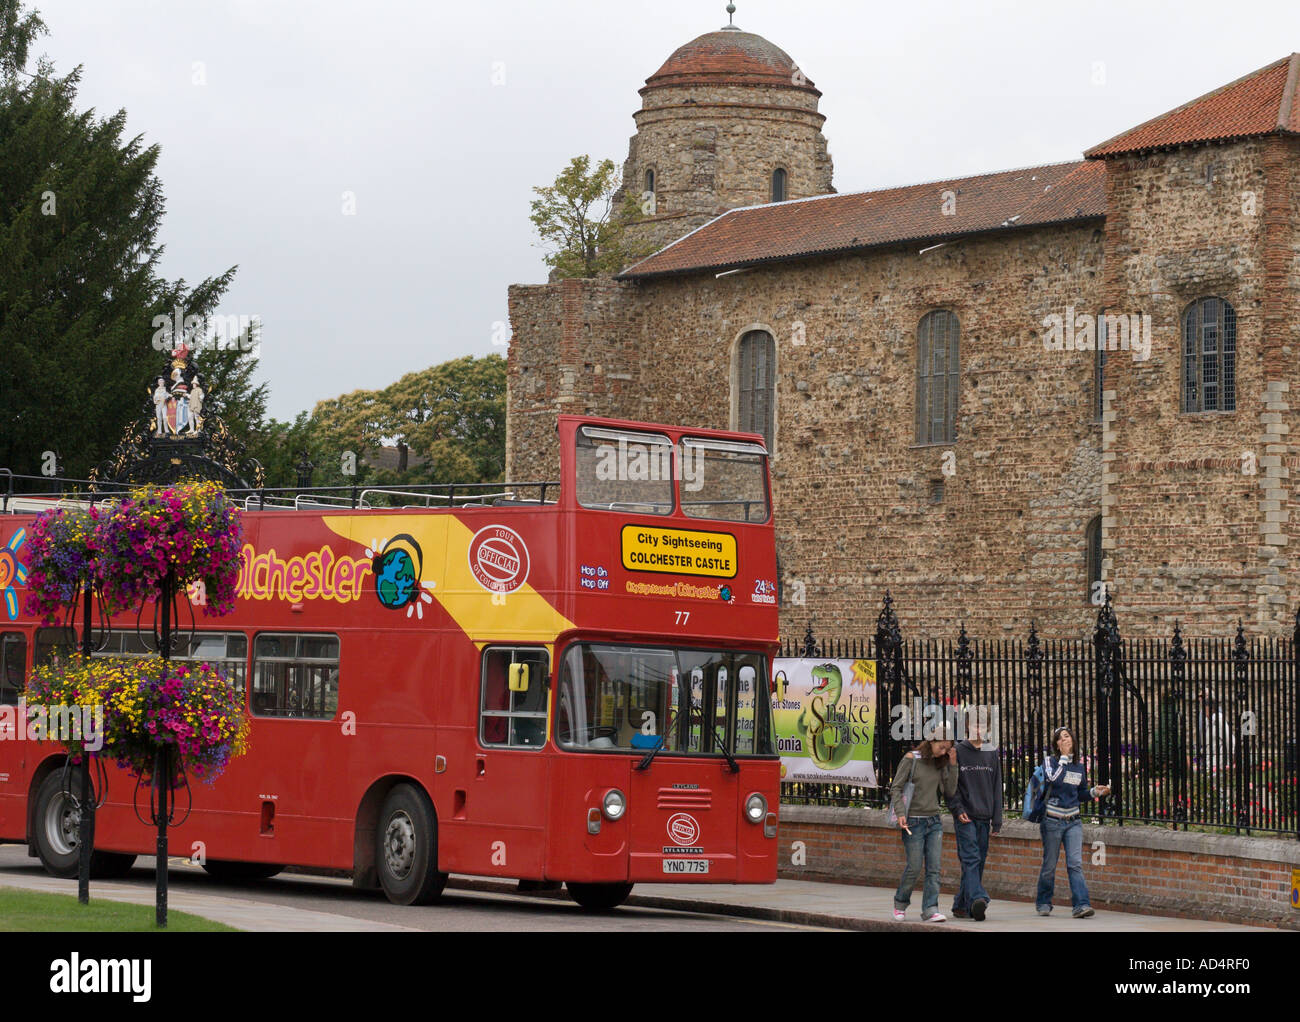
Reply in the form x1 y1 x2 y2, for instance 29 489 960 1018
892 909 905 921
923 912 947 922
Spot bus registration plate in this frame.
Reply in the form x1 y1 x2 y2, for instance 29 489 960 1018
662 858 709 875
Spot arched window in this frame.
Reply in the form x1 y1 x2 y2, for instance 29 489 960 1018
644 168 655 195
1085 515 1103 603
915 310 960 444
736 330 776 450
1183 297 1236 412
771 168 787 202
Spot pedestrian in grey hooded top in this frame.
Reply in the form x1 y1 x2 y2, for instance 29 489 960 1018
890 726 959 923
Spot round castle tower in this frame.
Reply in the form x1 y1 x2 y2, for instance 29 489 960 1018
619 6 835 254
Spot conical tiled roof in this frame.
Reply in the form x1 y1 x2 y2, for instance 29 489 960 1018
642 27 818 96
1086 53 1300 158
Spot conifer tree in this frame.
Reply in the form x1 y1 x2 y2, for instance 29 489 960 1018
0 1 236 478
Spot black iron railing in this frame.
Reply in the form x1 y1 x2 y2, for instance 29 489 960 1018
780 593 1300 838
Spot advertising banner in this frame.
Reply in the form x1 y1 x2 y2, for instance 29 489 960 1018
771 658 877 787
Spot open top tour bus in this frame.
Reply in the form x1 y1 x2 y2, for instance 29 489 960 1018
0 416 780 908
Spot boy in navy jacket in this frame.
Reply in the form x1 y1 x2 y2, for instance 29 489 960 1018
947 721 1002 920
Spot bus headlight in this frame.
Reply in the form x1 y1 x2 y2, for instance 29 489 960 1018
744 792 767 824
602 789 627 821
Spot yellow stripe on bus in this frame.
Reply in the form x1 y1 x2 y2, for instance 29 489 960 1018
322 515 573 645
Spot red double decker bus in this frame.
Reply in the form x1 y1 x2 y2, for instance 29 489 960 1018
0 416 780 909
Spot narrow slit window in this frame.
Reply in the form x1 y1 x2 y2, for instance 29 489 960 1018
735 330 776 451
771 168 787 202
915 311 960 444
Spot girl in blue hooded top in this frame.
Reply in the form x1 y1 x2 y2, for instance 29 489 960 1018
1035 726 1110 918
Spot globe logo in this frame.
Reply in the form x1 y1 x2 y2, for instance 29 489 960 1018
369 534 427 614
375 548 417 609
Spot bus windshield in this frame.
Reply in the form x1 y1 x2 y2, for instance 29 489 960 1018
556 643 775 757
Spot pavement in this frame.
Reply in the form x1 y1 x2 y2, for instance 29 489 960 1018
452 876 1274 932
0 858 1276 931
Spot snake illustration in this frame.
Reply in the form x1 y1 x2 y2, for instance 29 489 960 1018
797 663 854 770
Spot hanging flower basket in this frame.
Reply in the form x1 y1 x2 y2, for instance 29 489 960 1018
22 507 116 625
26 653 250 783
96 481 244 616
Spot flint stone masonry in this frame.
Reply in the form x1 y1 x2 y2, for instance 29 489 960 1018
511 224 1108 639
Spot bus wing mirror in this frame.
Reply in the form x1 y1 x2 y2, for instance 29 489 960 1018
509 662 529 693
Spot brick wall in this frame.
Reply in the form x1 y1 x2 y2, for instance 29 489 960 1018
778 804 1300 928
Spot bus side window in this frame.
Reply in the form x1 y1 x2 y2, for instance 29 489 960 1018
34 627 76 668
480 648 548 749
252 633 339 719
1 632 27 705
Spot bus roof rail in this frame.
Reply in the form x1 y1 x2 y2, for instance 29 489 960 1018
0 469 560 513
359 488 515 507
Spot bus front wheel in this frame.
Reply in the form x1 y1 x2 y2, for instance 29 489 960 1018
566 882 634 911
32 772 137 880
376 784 446 906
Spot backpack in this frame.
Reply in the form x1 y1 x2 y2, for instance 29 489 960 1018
1022 762 1048 822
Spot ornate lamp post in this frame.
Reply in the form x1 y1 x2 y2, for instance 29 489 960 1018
296 450 315 491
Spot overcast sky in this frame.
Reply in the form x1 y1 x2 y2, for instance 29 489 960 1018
32 0 1299 420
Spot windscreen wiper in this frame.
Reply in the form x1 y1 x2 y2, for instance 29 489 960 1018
636 704 680 771
635 737 665 771
710 722 740 773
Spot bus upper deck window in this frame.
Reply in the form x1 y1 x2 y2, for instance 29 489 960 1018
679 437 770 523
575 426 675 515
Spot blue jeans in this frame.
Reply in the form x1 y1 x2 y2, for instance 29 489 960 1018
894 815 943 917
1036 816 1090 910
952 818 991 913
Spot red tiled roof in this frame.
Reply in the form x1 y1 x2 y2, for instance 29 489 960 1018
1086 53 1300 158
618 161 1106 280
642 28 818 96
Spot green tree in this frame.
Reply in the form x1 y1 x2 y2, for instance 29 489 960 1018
309 354 505 488
247 411 357 492
529 155 651 278
0 1 235 479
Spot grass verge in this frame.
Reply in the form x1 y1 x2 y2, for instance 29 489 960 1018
0 888 237 931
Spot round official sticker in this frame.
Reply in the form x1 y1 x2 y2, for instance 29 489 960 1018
667 813 700 846
468 525 530 594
